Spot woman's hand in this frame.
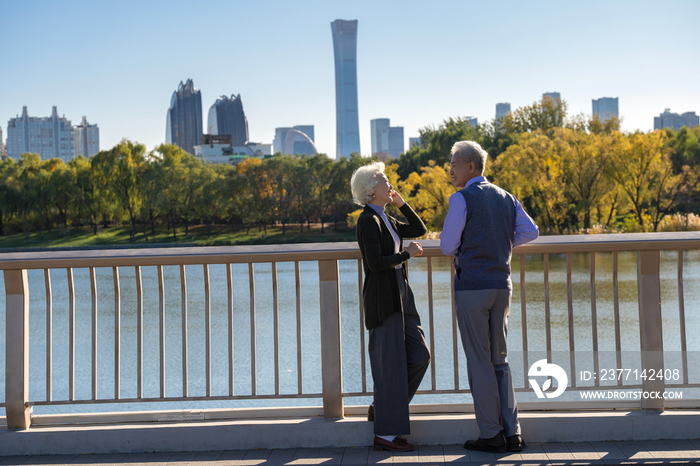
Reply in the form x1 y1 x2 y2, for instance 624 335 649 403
390 189 405 208
406 241 423 257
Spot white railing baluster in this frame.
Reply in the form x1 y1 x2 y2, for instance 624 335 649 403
4 269 32 429
427 257 436 391
90 267 97 401
227 263 234 396
67 268 75 401
204 264 211 397
249 262 257 396
567 253 576 388
272 262 279 395
295 261 303 395
180 264 188 397
135 266 143 399
44 269 52 402
158 265 165 398
678 250 688 385
113 267 121 399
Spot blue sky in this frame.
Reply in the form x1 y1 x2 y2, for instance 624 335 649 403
2 0 699 157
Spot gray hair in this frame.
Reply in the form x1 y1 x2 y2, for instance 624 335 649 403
451 141 488 172
351 162 385 206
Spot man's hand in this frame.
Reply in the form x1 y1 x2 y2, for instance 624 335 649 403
390 189 406 208
406 241 423 257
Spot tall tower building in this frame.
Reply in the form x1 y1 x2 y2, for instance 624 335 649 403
6 106 75 162
496 103 511 119
331 19 360 159
166 79 203 155
207 94 249 146
592 97 619 123
73 116 100 157
370 118 403 159
370 118 390 154
0 126 4 158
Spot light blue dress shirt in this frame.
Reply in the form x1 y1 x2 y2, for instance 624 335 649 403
367 203 403 269
439 176 539 256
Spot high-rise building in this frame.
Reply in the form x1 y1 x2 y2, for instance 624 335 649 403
6 106 75 162
207 94 249 146
496 103 511 119
73 116 100 157
408 137 421 149
465 116 478 127
0 127 5 158
370 118 389 155
543 92 561 104
654 109 699 131
331 19 360 159
592 97 619 123
370 118 403 158
273 125 317 155
388 126 404 159
166 79 203 155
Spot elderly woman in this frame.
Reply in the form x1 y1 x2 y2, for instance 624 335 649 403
351 162 431 452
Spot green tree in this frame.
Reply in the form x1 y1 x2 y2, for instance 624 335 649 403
93 140 147 238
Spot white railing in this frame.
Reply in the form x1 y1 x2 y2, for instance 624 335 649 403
1 232 699 429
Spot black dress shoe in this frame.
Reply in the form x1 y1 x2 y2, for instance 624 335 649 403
374 435 414 452
367 404 374 421
506 434 526 452
463 432 507 453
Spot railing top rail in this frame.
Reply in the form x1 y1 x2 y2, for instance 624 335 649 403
0 232 698 270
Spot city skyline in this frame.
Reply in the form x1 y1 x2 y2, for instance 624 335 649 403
1 0 699 158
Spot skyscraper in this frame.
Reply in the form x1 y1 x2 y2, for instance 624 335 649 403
409 137 421 149
166 79 203 155
207 94 249 146
496 103 511 119
543 92 561 104
370 118 389 155
0 127 4 158
388 126 404 159
592 97 619 123
654 109 699 131
331 19 360 159
6 106 75 162
465 116 478 127
370 118 403 159
73 116 100 157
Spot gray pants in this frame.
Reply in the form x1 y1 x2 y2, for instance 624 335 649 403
368 269 431 436
455 288 520 439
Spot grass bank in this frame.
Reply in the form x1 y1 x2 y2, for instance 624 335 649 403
0 223 356 250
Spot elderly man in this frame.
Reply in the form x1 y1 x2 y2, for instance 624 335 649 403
440 141 539 453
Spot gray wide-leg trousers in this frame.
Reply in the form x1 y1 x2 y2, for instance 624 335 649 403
455 288 520 439
368 269 431 436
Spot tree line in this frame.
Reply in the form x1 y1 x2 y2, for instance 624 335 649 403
389 98 700 234
0 143 368 239
1 97 698 239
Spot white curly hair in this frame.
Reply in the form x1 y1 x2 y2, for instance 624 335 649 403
350 162 385 206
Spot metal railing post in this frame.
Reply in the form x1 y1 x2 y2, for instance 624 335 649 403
4 269 32 429
318 260 344 419
637 251 664 411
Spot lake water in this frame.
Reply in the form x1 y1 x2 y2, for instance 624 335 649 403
1 250 699 415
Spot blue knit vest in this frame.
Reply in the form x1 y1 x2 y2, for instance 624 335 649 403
454 181 516 291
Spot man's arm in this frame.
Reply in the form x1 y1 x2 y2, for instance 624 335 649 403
440 192 467 256
513 197 539 247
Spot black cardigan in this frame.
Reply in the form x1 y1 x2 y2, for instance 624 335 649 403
356 203 427 330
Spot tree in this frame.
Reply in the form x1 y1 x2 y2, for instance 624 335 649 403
503 97 567 135
606 131 694 231
398 161 455 230
492 131 569 233
93 140 146 238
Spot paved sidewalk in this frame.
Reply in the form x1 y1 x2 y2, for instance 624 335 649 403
2 440 700 465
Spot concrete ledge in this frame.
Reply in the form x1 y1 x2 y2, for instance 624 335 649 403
1 410 699 456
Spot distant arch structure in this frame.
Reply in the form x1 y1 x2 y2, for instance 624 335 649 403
283 129 318 155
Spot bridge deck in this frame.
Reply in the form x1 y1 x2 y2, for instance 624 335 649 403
2 440 700 466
